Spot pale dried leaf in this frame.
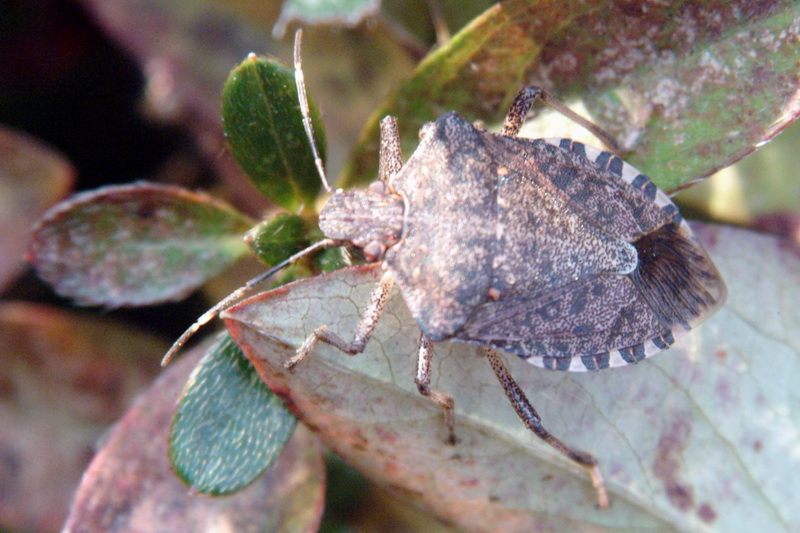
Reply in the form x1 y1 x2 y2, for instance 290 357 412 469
225 224 800 532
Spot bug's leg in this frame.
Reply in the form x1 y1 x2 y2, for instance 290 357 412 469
484 348 609 509
415 334 457 445
285 270 395 371
500 86 620 152
378 115 403 185
162 238 337 366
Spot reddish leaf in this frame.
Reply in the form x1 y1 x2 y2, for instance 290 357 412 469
0 302 165 533
0 126 73 291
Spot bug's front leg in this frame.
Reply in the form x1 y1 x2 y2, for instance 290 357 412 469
285 270 395 371
415 334 457 445
379 115 403 183
484 348 609 509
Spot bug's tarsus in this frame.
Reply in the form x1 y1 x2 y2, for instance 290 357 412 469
294 29 331 193
286 270 396 371
161 238 338 366
501 86 621 153
415 333 457 445
484 347 609 509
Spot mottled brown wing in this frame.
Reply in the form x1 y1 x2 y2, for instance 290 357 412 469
488 135 673 241
455 137 725 371
455 273 666 362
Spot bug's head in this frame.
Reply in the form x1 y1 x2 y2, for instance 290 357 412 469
319 180 404 262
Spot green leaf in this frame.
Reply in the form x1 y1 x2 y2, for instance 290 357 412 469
170 334 298 495
224 224 800 531
64 339 324 531
677 118 800 224
315 246 351 273
341 0 800 191
28 183 253 307
245 213 309 266
273 0 380 38
222 54 325 211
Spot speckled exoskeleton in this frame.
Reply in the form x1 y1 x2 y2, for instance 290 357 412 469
166 32 726 508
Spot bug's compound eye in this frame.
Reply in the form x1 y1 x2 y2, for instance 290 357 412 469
367 180 387 194
363 240 386 262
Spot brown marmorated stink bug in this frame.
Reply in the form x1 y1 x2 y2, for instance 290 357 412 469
165 31 727 508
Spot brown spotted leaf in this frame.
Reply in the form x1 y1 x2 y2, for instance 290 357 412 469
28 183 254 307
0 126 73 292
63 339 325 533
342 0 800 192
0 302 165 533
224 224 800 532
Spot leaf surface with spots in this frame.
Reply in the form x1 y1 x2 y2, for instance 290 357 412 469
343 0 800 192
28 183 253 307
225 224 800 532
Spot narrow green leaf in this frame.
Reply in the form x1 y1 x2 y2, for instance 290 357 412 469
222 54 325 211
28 183 253 307
170 334 298 495
342 0 800 191
245 213 309 267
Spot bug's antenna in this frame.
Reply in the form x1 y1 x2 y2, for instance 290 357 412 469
161 238 337 366
161 32 341 366
294 29 332 193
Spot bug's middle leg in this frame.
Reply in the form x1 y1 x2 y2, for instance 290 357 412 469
484 348 609 509
415 333 457 445
285 270 395 371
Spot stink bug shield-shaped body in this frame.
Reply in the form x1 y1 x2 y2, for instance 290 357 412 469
295 92 726 507
169 33 726 509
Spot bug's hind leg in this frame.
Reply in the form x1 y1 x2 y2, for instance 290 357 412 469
285 270 395 371
484 348 609 509
415 334 457 445
501 86 620 152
